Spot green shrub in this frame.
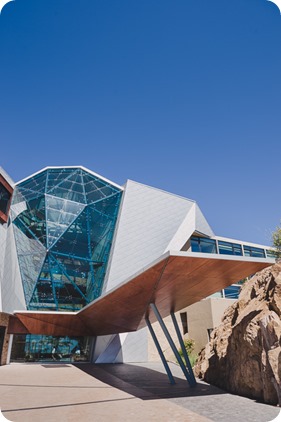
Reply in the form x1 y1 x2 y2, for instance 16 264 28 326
178 338 198 368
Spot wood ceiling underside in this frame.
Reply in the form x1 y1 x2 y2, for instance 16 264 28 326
8 254 271 337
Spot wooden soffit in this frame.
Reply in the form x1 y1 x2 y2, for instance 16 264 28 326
8 252 273 337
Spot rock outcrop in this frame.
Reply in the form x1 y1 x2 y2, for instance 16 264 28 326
194 262 281 406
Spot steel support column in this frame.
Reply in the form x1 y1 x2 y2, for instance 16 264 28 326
150 303 194 387
170 311 196 387
145 316 175 385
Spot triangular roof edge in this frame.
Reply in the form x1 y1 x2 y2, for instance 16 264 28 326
16 166 124 191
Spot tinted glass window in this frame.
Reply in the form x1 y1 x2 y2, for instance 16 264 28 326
0 183 11 215
218 241 242 256
224 285 240 299
191 236 217 254
244 246 265 258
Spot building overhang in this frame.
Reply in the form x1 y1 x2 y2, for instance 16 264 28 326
8 251 274 337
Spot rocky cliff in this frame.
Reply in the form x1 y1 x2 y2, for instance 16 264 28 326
194 262 281 406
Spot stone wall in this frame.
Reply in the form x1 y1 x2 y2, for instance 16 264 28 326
0 312 11 365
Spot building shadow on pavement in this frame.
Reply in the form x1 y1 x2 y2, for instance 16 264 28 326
75 363 227 400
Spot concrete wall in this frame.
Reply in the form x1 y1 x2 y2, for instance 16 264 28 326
147 299 236 363
185 298 236 354
147 312 184 362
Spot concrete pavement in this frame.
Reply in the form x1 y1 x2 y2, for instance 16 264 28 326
0 362 279 422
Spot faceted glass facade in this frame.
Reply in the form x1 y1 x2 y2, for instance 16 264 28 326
11 168 122 311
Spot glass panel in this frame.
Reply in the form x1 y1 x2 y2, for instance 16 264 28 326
10 187 25 207
45 195 85 248
266 249 277 258
52 193 121 260
243 247 250 257
12 225 46 305
180 312 188 335
223 285 241 299
28 253 90 311
11 335 91 363
218 241 242 256
243 246 265 258
19 171 47 195
0 183 11 215
15 186 45 202
82 171 120 205
52 207 91 259
13 195 47 246
12 167 123 311
47 170 86 204
46 168 79 191
190 236 217 254
191 237 200 252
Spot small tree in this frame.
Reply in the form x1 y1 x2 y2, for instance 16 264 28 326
272 223 281 259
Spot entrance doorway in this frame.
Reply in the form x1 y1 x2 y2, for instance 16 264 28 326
0 326 6 365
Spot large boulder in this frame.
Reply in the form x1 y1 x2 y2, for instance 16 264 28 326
194 262 281 406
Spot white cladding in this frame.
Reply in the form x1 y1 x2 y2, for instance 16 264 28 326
104 180 208 292
0 169 26 314
94 179 213 363
1 223 26 313
195 204 214 237
0 224 6 311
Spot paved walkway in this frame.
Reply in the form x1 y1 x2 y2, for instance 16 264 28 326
0 362 279 422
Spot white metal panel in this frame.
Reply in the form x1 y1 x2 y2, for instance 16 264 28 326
0 168 15 312
104 180 195 292
0 224 7 311
118 328 148 363
93 329 148 363
164 203 196 252
1 224 26 313
94 333 126 363
195 203 214 237
96 180 197 364
165 203 214 252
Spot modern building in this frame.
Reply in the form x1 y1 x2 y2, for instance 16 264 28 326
0 166 275 384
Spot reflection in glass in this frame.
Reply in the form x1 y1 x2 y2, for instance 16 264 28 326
11 168 122 311
0 183 11 215
243 246 265 258
11 334 91 363
218 241 242 256
266 249 277 258
191 236 217 254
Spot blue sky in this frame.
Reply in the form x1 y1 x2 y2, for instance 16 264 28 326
0 0 280 245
